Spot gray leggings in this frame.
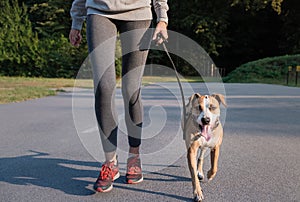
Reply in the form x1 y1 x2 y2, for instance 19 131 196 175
87 15 151 153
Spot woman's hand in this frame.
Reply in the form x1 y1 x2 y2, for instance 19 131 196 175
69 29 82 47
152 21 168 45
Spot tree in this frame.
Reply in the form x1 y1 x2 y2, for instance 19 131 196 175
1 0 297 77
169 0 230 56
0 0 88 77
230 0 284 14
214 3 283 72
279 0 300 54
216 0 300 72
0 0 40 76
22 0 73 38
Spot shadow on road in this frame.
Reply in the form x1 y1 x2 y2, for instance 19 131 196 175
0 150 191 201
114 183 192 201
0 150 97 196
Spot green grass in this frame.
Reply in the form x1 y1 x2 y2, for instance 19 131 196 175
0 76 205 104
0 77 76 104
0 86 56 103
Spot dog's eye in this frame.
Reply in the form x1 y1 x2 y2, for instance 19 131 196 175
209 105 217 110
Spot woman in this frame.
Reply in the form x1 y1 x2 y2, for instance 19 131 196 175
69 0 168 193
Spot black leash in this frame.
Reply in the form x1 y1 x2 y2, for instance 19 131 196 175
159 37 187 140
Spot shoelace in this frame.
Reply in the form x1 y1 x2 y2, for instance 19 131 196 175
100 162 114 181
127 157 141 174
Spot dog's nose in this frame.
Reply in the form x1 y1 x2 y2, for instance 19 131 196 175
201 117 210 125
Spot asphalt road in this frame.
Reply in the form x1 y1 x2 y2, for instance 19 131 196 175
0 83 299 202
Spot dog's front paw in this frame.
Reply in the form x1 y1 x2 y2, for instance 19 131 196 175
207 169 217 181
193 189 204 202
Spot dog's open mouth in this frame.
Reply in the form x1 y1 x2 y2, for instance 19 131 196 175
200 125 211 141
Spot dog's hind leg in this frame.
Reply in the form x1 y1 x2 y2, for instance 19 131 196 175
197 147 207 181
188 142 204 202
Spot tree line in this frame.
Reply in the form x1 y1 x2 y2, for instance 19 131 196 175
0 0 299 77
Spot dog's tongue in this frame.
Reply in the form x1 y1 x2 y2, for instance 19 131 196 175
202 125 211 141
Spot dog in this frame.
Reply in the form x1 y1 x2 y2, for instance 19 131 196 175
183 93 227 202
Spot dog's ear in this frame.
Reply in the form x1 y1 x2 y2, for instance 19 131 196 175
186 95 194 109
186 93 201 109
194 93 201 98
190 93 201 104
211 94 227 107
187 93 198 102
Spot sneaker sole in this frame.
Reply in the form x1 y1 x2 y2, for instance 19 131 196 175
94 172 120 193
126 176 143 184
95 184 113 193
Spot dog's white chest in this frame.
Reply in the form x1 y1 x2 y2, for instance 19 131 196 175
197 132 220 148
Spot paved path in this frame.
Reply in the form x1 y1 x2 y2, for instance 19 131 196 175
0 83 299 202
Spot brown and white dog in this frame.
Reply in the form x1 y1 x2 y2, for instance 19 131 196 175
183 93 227 202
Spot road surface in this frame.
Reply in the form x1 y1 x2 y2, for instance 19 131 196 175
0 83 299 202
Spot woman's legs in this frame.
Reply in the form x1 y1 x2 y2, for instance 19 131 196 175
87 14 151 161
118 21 151 184
118 20 151 155
87 15 118 162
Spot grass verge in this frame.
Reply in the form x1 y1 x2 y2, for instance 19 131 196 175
0 76 205 104
0 77 76 104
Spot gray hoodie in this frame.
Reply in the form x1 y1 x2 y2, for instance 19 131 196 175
70 0 168 30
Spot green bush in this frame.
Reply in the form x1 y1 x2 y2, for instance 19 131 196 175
36 35 80 77
0 0 88 78
223 54 300 83
0 0 39 76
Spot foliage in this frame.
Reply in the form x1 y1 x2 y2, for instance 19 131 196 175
25 0 73 37
169 0 230 56
0 0 87 77
0 0 39 76
36 35 81 77
25 0 88 77
213 4 283 72
166 0 231 76
230 0 284 13
223 54 300 83
279 0 300 54
1 0 300 78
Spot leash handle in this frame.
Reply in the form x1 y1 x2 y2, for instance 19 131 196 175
160 40 187 140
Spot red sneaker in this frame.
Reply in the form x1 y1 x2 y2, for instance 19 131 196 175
126 155 143 184
94 160 120 192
